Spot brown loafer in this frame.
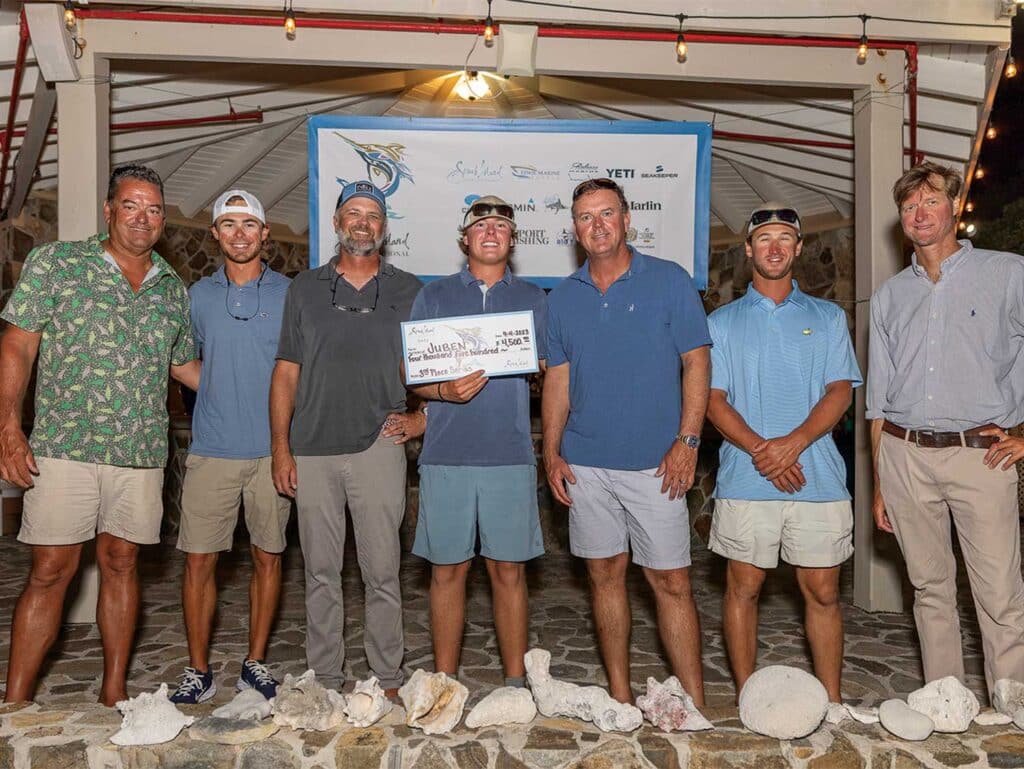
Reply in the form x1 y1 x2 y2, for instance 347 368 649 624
384 686 401 703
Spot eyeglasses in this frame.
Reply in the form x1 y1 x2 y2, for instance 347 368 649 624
331 272 379 313
465 201 515 222
225 264 267 322
572 177 620 201
748 208 800 228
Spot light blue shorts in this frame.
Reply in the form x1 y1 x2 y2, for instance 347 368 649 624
413 464 545 565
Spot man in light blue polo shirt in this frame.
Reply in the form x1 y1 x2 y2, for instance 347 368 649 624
405 196 546 688
544 178 711 706
170 190 292 704
706 202 861 705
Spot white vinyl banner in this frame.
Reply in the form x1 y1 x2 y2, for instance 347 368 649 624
308 117 711 288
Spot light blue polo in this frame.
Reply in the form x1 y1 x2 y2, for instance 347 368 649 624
188 264 291 459
709 282 861 502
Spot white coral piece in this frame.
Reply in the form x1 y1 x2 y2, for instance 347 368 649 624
211 689 272 721
524 648 642 733
465 687 537 729
270 669 346 731
399 670 469 735
110 684 194 746
636 677 712 733
907 676 979 733
344 676 392 727
993 679 1024 718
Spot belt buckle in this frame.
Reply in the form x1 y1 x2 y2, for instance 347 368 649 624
915 429 935 447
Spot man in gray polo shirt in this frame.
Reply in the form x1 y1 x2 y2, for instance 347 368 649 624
868 161 1024 700
170 190 292 704
404 196 546 688
270 181 423 696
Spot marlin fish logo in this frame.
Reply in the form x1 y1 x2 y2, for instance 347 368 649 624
446 325 488 352
334 133 414 217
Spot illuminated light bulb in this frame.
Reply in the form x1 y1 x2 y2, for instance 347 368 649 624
64 1 76 29
965 223 977 236
986 126 997 140
454 71 491 101
965 202 974 213
484 16 494 46
1006 59 1018 78
958 221 966 231
975 167 985 180
857 35 868 64
676 32 688 63
284 9 296 38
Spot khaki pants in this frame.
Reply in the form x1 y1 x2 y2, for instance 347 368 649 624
878 432 1024 697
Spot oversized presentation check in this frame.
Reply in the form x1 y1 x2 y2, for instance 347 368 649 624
401 311 539 384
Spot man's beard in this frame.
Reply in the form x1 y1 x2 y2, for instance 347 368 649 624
339 230 386 257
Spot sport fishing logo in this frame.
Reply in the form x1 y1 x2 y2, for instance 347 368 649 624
334 133 413 218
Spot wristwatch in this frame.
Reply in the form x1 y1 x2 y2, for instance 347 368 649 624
676 433 700 449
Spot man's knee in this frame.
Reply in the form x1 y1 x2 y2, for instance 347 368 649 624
431 561 472 588
486 559 525 590
96 535 139 577
586 554 628 590
644 566 695 601
184 552 218 578
797 568 841 609
250 547 281 574
27 546 82 592
726 561 766 603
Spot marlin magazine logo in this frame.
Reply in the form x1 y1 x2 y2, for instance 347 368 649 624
333 133 413 218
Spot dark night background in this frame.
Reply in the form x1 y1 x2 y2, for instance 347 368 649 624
969 10 1024 252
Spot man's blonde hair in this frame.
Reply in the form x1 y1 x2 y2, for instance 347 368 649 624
892 161 963 209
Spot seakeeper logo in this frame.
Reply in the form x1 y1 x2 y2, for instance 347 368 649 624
641 164 679 179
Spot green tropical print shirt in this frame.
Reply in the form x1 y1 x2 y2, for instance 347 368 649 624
1 235 195 467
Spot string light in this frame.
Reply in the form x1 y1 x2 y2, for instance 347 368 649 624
856 14 869 64
986 125 997 140
974 167 985 180
965 202 974 213
675 14 688 63
283 0 296 39
483 0 495 47
958 221 966 231
965 223 977 236
63 1 76 29
1007 59 1019 78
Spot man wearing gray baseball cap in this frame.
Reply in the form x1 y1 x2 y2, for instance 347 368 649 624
170 189 293 704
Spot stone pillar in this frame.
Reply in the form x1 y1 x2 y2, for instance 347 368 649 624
56 52 109 624
852 81 906 612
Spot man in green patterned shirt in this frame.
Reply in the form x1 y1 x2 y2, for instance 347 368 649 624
0 164 198 706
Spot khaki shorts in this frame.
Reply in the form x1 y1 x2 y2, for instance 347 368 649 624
19 457 164 545
709 498 853 569
178 454 291 554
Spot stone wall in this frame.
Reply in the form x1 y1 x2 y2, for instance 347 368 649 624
0 197 857 547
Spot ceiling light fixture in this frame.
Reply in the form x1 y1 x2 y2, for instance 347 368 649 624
675 14 688 63
483 0 495 47
454 70 492 101
856 15 869 65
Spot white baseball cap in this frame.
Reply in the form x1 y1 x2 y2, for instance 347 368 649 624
212 189 266 225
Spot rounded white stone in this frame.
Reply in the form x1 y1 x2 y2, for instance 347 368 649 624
737 666 828 740
465 687 537 729
906 676 979 733
879 699 935 741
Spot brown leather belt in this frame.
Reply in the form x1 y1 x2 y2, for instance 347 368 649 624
882 420 1000 449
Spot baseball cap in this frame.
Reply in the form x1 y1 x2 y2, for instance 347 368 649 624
335 181 387 212
212 189 265 225
462 195 516 231
746 201 802 239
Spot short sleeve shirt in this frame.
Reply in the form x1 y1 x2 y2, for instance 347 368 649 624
708 282 862 502
1 235 194 467
188 265 291 459
411 266 548 467
546 249 711 470
276 258 422 456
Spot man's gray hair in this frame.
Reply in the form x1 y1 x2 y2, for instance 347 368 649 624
106 164 164 203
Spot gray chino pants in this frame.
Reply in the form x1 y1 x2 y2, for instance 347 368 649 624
295 435 406 690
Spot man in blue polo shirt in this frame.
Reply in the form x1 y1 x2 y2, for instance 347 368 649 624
405 196 546 687
543 178 711 706
706 202 861 704
169 190 292 704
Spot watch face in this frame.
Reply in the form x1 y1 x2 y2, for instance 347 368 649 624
683 435 700 448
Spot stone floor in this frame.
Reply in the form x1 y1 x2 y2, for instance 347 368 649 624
0 530 1021 768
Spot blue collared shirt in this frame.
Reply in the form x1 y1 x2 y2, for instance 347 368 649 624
547 248 711 470
709 282 862 502
189 265 291 459
866 240 1024 431
411 265 548 467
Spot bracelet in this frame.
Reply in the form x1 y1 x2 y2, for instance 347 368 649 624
437 382 446 402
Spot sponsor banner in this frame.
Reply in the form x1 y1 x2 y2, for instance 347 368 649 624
309 116 711 287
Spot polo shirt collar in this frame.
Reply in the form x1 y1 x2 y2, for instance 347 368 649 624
212 262 268 287
910 238 971 280
570 246 647 287
95 234 175 283
459 264 514 287
316 256 396 281
743 280 808 310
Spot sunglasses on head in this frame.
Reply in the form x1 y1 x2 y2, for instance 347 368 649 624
749 208 800 228
466 201 515 221
571 177 620 201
